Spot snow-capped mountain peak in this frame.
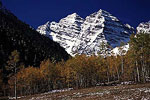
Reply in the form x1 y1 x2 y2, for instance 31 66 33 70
65 13 80 19
97 9 110 16
59 13 84 26
37 9 135 56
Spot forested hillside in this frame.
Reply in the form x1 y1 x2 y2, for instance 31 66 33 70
0 2 69 68
0 2 69 97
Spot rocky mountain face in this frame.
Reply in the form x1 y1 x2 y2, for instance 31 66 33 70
37 9 135 56
137 21 150 34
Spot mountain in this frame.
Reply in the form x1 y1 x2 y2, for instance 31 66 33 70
137 21 150 34
0 2 69 68
37 13 84 55
37 9 135 56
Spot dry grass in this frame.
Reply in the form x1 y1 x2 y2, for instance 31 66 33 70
18 83 150 100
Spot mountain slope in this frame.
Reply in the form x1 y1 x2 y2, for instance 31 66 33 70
111 21 150 56
0 2 69 68
37 10 134 56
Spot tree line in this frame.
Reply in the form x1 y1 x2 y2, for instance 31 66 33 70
0 33 150 98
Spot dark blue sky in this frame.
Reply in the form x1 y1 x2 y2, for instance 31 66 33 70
1 0 150 29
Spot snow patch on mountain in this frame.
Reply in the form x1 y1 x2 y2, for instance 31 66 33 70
112 44 129 56
137 21 150 34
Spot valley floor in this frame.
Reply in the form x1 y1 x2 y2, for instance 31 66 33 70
18 83 150 100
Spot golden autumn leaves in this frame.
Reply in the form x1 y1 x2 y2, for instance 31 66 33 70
4 33 150 97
